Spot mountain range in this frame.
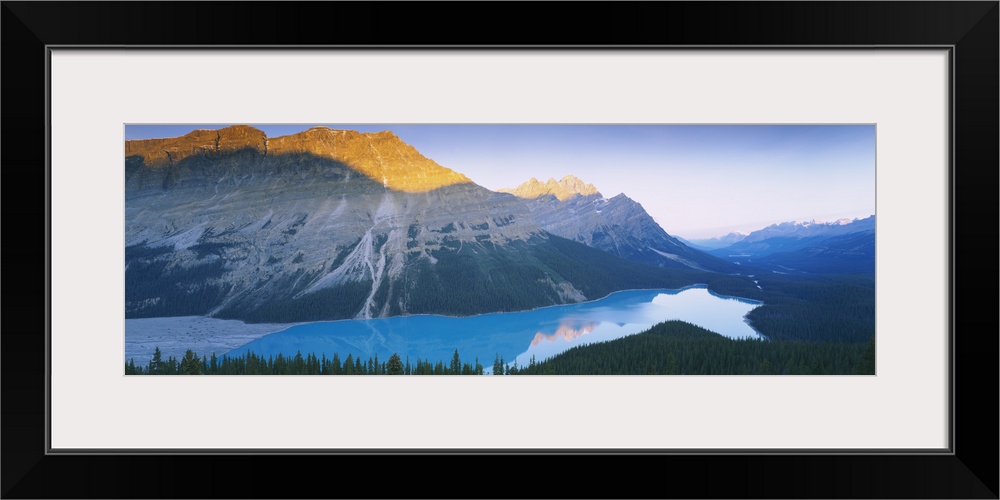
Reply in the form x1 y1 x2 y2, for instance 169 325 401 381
682 232 748 250
704 216 876 274
498 176 737 272
124 126 723 323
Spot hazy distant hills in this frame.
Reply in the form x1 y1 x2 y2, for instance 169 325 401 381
706 216 876 274
499 176 738 272
750 230 875 274
124 126 719 323
682 232 748 250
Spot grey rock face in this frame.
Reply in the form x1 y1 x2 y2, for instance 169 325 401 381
497 174 600 201
499 178 737 272
125 140 549 321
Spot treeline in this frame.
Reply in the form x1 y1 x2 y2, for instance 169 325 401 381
702 272 876 343
397 234 706 317
126 347 485 375
216 280 373 323
399 247 564 316
124 243 230 318
127 320 876 376
506 320 876 375
746 274 875 344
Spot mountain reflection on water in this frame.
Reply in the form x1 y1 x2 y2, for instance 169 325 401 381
531 322 599 346
223 286 762 374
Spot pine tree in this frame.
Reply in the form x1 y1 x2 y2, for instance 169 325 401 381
293 351 305 374
181 349 203 375
149 347 163 374
165 356 179 375
387 353 404 375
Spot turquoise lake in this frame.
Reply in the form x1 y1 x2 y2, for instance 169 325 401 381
223 286 762 373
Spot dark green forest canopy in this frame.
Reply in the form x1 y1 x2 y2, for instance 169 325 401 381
127 321 875 376
508 320 875 375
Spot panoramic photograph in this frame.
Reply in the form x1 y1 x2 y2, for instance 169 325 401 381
124 124 876 375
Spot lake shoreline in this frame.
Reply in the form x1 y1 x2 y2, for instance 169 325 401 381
125 284 765 365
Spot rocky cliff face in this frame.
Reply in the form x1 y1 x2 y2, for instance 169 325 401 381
497 175 600 201
126 125 470 192
125 125 268 166
267 127 472 192
125 126 697 323
500 177 737 272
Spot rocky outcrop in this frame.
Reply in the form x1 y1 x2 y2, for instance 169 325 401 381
266 127 471 192
126 125 471 193
498 175 600 201
124 125 267 167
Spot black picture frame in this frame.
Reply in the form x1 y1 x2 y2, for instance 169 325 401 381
3 2 997 498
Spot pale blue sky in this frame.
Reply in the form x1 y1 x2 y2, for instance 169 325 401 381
126 124 875 239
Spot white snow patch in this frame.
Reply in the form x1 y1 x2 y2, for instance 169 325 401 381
649 248 679 260
162 224 207 250
649 247 706 270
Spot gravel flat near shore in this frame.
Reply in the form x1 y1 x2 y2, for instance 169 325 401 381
124 316 302 365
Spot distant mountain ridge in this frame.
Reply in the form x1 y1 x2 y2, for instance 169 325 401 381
683 232 748 250
751 231 875 274
707 215 875 274
709 215 874 258
738 216 874 244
